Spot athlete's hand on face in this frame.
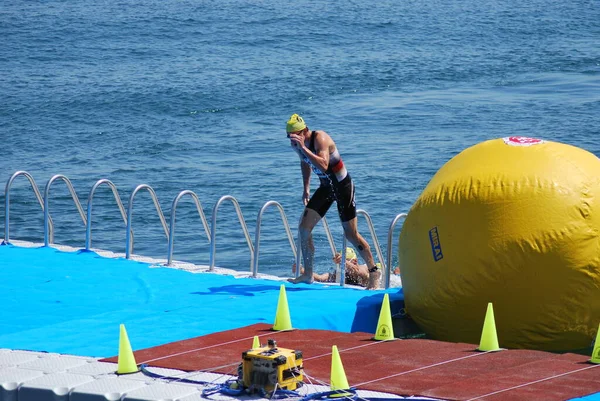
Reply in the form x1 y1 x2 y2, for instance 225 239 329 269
288 133 304 150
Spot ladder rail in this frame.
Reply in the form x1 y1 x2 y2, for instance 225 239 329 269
167 190 211 266
385 213 407 289
4 171 401 285
3 171 54 245
253 200 296 278
321 217 339 276
209 195 254 272
340 235 348 287
86 179 133 252
43 174 87 247
340 209 386 288
125 184 169 259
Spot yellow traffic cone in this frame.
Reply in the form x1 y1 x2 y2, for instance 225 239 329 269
273 284 293 331
477 303 501 352
117 324 139 374
252 335 260 349
590 323 600 364
330 345 350 396
373 293 395 341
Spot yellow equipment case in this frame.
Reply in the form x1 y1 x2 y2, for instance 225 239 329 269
241 339 303 391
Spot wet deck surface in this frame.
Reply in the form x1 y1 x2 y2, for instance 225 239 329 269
102 323 600 401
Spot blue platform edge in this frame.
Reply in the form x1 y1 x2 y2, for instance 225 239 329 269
570 392 600 401
0 245 403 357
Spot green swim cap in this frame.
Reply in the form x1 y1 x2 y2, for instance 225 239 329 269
344 247 357 260
286 114 307 133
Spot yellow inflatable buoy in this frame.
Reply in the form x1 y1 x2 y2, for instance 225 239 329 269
399 137 600 351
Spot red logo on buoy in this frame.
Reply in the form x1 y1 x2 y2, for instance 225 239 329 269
503 136 545 146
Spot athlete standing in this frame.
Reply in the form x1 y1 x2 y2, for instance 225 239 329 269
285 114 381 290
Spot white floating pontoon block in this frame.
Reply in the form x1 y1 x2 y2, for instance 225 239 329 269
18 354 91 373
0 367 44 400
18 372 94 401
122 381 201 401
177 393 206 401
67 360 122 377
0 350 42 368
70 377 148 401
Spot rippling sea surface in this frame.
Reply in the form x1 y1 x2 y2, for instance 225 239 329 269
1 0 599 276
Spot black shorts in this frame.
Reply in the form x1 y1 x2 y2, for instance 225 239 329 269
306 178 356 222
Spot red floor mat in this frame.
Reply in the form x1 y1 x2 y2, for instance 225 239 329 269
102 323 600 400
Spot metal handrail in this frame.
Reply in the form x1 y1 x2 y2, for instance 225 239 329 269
3 171 54 245
321 217 339 275
4 170 399 285
294 216 337 279
340 236 348 287
167 190 211 266
125 184 169 259
294 225 302 279
358 210 386 280
252 201 296 278
209 195 254 271
321 217 337 261
86 179 132 252
340 209 386 288
385 213 407 288
43 175 87 247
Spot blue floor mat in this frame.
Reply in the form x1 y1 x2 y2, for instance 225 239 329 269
0 245 403 357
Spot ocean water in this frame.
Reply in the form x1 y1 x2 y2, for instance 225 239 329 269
1 0 599 276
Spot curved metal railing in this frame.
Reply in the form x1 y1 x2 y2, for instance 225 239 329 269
43 174 87 247
4 171 406 289
358 210 386 276
339 209 386 288
209 195 254 272
252 200 296 278
321 217 337 264
3 171 54 245
125 184 169 259
167 190 211 266
385 213 407 289
86 179 132 252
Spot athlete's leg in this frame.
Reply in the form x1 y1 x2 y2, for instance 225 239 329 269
288 186 334 284
312 271 332 282
336 179 380 289
288 207 321 284
341 218 376 267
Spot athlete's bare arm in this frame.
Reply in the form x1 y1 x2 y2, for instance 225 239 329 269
299 130 332 173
